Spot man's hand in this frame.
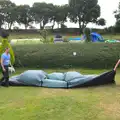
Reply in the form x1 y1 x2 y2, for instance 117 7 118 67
114 59 120 71
1 58 5 72
3 68 6 72
119 59 120 63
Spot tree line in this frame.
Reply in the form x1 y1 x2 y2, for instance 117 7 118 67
0 0 106 32
103 1 120 34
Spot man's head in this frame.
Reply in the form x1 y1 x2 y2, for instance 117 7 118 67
5 47 10 54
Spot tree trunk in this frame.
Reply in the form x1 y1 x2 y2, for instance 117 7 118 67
40 23 41 29
0 21 3 31
0 24 2 30
81 22 87 33
9 24 12 30
0 25 2 35
25 24 28 30
52 20 55 30
40 22 44 30
8 23 13 30
78 21 83 34
43 22 45 30
57 23 59 28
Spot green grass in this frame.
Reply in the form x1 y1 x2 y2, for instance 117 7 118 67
9 33 120 40
65 34 120 40
1 33 120 45
1 32 120 40
9 33 40 39
102 34 120 40
0 68 120 120
10 40 44 45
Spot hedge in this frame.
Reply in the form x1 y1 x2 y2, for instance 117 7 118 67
13 43 120 69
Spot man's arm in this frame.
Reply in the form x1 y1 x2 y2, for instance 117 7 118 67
1 57 5 72
114 59 120 71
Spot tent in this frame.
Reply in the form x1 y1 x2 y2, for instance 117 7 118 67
1 70 116 88
68 32 104 42
91 32 104 42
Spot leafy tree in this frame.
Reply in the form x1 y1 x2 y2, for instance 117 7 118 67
97 18 106 26
68 0 103 33
114 2 120 21
0 30 15 65
61 23 67 28
83 28 91 42
49 5 58 29
114 2 120 32
50 5 69 29
0 0 12 29
56 5 69 28
16 5 33 29
0 0 13 10
3 1 17 30
115 20 120 27
31 2 53 29
0 14 4 29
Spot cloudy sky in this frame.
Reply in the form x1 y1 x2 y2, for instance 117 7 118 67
10 0 119 29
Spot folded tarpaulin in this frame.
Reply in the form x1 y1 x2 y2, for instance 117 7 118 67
2 70 116 88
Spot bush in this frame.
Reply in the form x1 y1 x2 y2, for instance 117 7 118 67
50 37 54 43
63 37 69 42
13 43 120 69
40 29 51 43
84 28 91 42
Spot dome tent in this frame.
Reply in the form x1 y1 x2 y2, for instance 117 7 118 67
1 70 116 88
91 32 104 42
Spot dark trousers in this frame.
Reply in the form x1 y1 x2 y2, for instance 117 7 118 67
0 65 9 86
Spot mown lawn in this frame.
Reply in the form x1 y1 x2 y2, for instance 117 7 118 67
0 68 120 120
1 32 120 40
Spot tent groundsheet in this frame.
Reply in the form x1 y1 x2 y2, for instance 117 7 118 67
1 70 116 88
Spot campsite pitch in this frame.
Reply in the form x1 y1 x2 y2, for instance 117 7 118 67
0 68 120 120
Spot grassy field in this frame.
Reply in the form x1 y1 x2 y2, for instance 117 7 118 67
11 33 120 40
0 32 120 119
0 32 120 40
0 68 120 120
103 34 120 40
9 33 41 39
0 33 120 46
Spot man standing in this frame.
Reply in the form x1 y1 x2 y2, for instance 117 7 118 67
0 47 10 87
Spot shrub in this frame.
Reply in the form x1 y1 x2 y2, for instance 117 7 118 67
63 37 69 42
13 43 120 69
50 37 54 43
40 29 51 43
83 28 91 42
0 38 15 65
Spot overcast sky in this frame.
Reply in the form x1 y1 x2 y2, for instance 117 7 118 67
10 0 119 29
